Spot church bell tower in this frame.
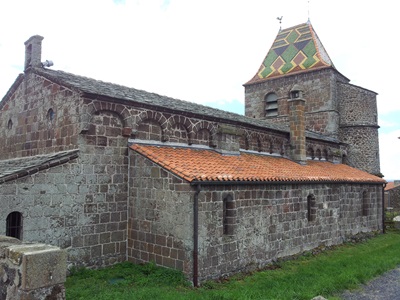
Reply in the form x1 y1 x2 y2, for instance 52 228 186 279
243 21 381 175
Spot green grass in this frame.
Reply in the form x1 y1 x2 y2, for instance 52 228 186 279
66 231 400 300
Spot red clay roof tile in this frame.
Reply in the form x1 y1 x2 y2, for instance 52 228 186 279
385 182 399 191
130 144 385 184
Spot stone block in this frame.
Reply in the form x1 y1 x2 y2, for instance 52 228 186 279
9 244 67 291
0 236 22 259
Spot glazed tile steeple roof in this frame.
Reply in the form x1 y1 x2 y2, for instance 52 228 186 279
246 22 334 85
130 144 385 184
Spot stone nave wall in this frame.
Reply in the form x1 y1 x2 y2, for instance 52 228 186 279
196 182 382 281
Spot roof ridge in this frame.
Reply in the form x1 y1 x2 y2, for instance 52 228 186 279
308 22 334 68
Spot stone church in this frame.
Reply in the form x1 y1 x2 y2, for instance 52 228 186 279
0 22 385 284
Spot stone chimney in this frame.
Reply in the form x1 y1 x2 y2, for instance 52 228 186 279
214 124 243 156
24 35 44 71
289 84 306 164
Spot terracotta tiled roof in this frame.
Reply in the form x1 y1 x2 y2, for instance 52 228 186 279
385 182 395 190
130 144 385 184
245 22 334 85
385 182 400 191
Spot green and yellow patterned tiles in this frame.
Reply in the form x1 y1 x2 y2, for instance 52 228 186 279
246 22 334 84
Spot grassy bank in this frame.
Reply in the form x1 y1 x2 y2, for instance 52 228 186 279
66 231 400 300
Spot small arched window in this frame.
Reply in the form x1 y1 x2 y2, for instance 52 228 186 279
265 93 278 117
257 138 262 152
46 108 55 123
7 119 13 130
307 147 315 160
323 149 328 161
223 194 236 235
6 211 23 239
268 140 274 154
245 137 249 150
316 149 322 160
307 194 316 222
342 153 349 165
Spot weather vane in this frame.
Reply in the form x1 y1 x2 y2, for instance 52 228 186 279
277 16 283 31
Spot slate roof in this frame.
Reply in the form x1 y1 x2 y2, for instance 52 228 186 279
25 67 338 144
246 22 334 85
130 144 385 184
0 150 79 184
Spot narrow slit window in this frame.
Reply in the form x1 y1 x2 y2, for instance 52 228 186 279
47 108 55 123
362 191 369 216
307 194 316 222
223 195 235 235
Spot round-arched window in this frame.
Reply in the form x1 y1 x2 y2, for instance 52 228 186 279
6 211 23 239
47 108 55 123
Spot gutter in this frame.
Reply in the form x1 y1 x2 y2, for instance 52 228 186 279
193 184 201 287
190 180 385 186
382 182 387 234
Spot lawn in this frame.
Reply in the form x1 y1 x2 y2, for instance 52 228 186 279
66 231 400 300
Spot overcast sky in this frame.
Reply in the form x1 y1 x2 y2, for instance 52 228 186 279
0 0 398 180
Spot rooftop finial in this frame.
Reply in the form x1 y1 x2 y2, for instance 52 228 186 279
307 0 311 23
277 16 283 31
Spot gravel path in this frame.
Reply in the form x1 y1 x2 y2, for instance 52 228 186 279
339 266 400 299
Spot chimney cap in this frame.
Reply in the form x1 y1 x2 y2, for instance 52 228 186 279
24 35 44 46
290 84 303 92
290 84 305 100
